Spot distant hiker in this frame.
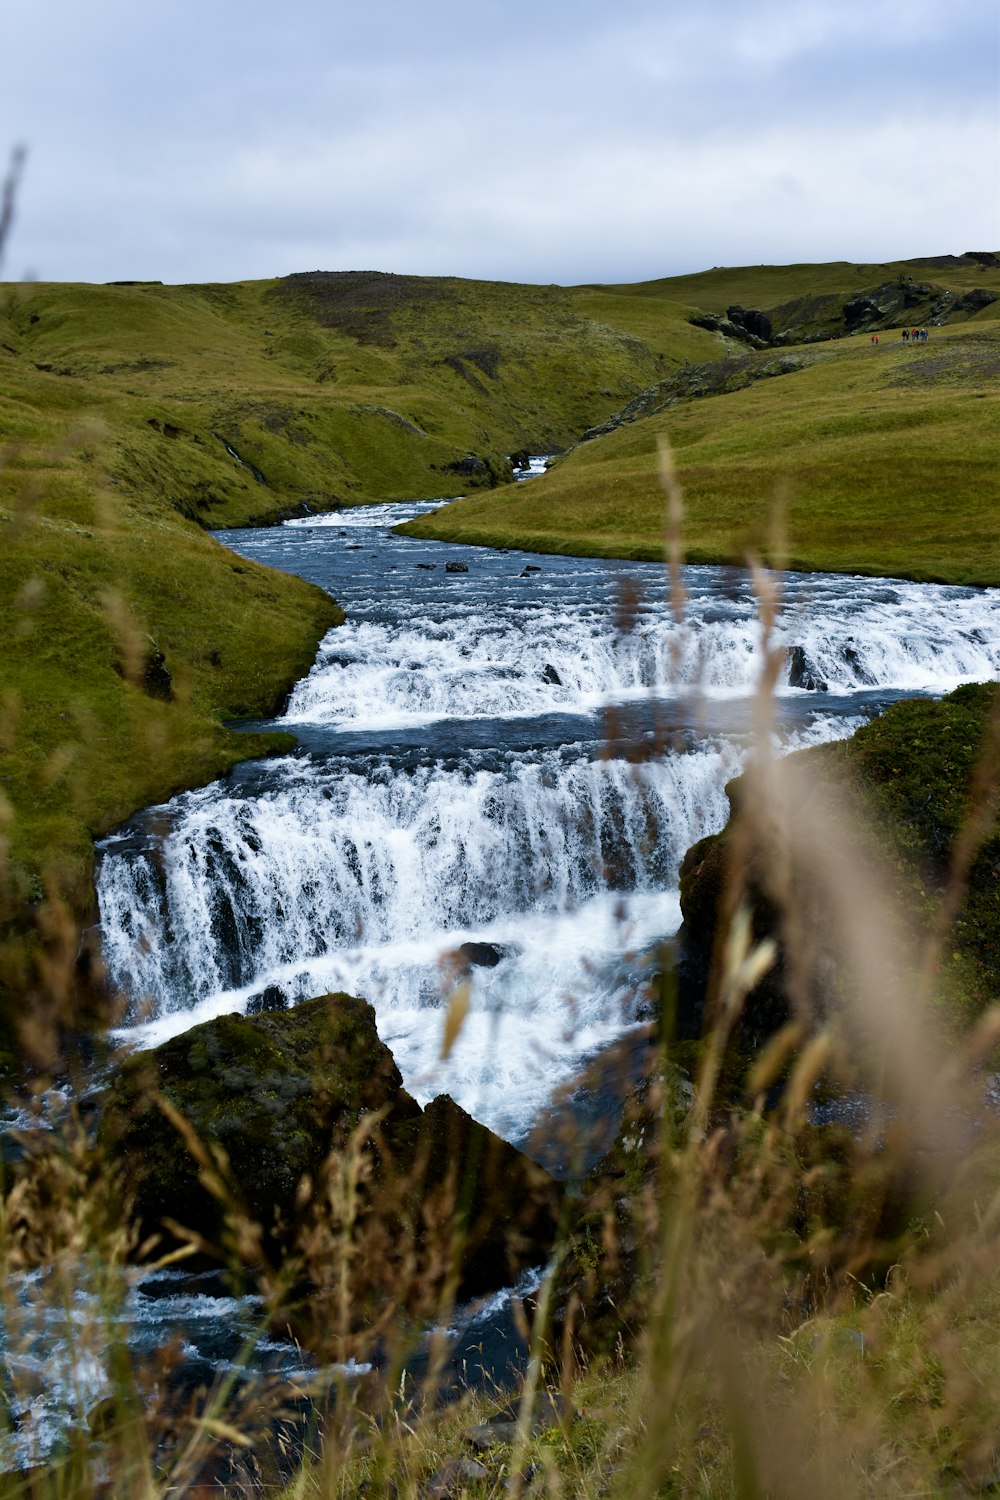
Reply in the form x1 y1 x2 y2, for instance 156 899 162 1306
902 329 909 342
921 327 928 341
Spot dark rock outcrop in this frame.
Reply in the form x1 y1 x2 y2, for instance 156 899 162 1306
675 683 1000 1053
689 312 770 348
140 647 173 701
444 452 513 488
245 984 288 1015
580 351 810 444
842 296 883 330
114 640 174 700
952 288 997 315
726 305 773 341
786 645 828 692
100 994 563 1309
445 560 469 573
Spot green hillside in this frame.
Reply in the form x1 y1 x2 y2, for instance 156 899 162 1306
0 267 698 924
400 307 1000 585
0 272 691 530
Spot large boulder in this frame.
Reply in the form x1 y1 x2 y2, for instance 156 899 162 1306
675 683 1000 1060
100 994 563 1310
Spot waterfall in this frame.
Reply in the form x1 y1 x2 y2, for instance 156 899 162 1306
96 498 1000 1141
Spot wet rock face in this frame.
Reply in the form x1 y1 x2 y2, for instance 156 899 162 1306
246 983 288 1014
453 940 505 970
101 993 563 1305
102 994 402 1249
726 305 774 341
786 644 828 692
675 827 794 1051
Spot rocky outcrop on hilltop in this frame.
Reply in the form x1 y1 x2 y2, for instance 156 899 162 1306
690 276 998 349
579 349 813 442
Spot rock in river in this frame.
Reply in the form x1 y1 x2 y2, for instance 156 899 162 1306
100 994 562 1311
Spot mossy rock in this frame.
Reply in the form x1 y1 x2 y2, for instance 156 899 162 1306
100 993 562 1306
102 993 401 1243
676 682 1000 1054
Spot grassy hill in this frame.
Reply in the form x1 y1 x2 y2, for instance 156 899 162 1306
400 302 1000 586
0 272 697 530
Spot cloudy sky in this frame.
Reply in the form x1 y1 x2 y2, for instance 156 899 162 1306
2 0 997 286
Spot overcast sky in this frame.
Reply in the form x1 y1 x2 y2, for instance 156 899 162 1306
2 0 998 286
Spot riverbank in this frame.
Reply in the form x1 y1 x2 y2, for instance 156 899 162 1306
0 489 341 1071
397 318 1000 587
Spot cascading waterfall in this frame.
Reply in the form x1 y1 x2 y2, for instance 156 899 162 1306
100 749 732 1015
97 497 1000 1141
285 584 998 727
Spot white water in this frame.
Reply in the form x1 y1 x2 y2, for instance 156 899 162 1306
285 579 998 730
96 499 1000 1143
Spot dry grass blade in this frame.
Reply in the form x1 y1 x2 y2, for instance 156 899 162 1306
0 144 26 271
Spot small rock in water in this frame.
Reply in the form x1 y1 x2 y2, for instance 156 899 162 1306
786 644 828 692
416 562 436 570
541 664 562 686
246 984 288 1015
445 560 469 573
453 941 505 971
520 564 541 577
841 640 876 684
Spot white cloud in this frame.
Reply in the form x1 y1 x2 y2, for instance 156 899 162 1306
1 0 996 283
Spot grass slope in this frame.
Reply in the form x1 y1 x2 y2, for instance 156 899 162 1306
6 253 996 534
0 273 691 529
399 315 1000 585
